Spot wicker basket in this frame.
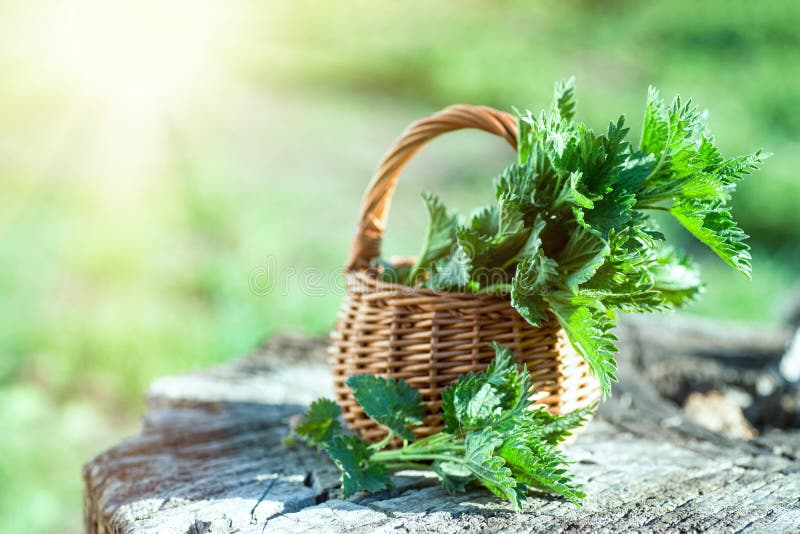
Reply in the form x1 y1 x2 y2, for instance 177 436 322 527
329 105 601 443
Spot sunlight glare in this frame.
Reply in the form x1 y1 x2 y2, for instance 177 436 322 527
30 0 234 112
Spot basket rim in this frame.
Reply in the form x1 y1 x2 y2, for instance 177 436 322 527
346 256 512 302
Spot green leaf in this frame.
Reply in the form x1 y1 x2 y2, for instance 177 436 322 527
557 226 610 293
441 343 531 434
433 460 474 494
374 258 412 285
670 199 751 278
406 192 459 285
309 344 593 510
468 205 499 237
515 107 534 166
636 86 762 279
346 374 425 441
547 299 618 397
553 171 593 210
639 86 670 156
717 150 770 186
518 405 595 446
458 193 532 273
511 250 558 326
295 398 342 448
498 435 585 505
552 76 576 121
425 245 473 291
651 246 704 307
324 435 391 498
464 430 524 510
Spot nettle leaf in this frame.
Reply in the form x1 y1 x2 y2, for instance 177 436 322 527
651 246 704 307
458 193 532 271
494 161 538 214
464 430 524 510
372 79 761 402
577 228 665 313
295 398 342 448
324 435 391 498
511 250 558 326
307 345 591 510
717 150 770 186
580 188 636 239
515 108 534 165
547 298 618 397
406 192 459 285
468 205 499 237
425 245 473 291
517 405 595 446
498 435 585 505
441 343 531 434
670 199 751 278
485 343 531 410
639 86 670 155
635 87 763 278
553 171 594 210
433 460 474 495
552 77 576 121
511 215 546 262
346 375 425 441
557 226 610 293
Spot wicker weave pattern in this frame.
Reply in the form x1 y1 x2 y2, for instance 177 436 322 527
331 105 601 442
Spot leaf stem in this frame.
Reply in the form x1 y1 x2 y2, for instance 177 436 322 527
382 461 436 471
372 451 465 464
369 431 395 451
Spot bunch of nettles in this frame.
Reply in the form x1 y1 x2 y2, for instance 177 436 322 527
377 78 768 397
294 344 592 510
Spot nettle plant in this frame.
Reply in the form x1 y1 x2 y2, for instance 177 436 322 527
294 344 592 509
295 80 768 508
378 79 767 396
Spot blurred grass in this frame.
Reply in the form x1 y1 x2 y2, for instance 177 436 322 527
0 1 798 532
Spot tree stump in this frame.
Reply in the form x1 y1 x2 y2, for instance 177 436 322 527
83 320 800 533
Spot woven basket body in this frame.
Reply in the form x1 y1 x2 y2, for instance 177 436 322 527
330 105 601 442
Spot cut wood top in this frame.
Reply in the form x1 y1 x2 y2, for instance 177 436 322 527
83 323 800 533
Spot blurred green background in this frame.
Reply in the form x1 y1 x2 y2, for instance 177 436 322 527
1 0 798 531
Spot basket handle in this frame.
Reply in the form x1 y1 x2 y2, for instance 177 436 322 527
346 105 518 269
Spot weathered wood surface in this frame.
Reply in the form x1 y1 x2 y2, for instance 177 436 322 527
83 319 800 533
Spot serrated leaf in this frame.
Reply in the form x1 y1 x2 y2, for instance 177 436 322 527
498 435 585 505
406 192 459 285
651 246 704 307
717 150 770 185
324 435 391 498
511 250 558 326
346 374 425 441
426 245 472 291
519 405 595 446
433 460 474 494
464 430 524 510
468 205 499 236
552 76 576 121
547 299 618 397
458 193 532 273
670 199 751 278
295 398 342 448
553 171 593 210
557 226 611 293
441 343 531 434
